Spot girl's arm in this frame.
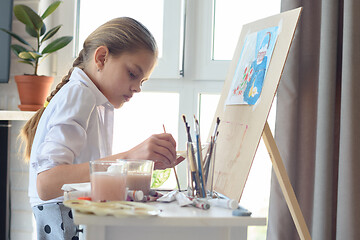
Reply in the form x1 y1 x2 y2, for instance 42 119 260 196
37 133 183 200
102 133 182 170
36 162 90 201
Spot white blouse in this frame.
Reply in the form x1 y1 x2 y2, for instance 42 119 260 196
28 67 114 207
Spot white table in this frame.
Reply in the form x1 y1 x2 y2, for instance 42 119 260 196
73 201 266 240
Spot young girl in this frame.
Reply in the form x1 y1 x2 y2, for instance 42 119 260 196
21 17 182 239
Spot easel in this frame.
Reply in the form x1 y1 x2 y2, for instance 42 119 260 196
208 7 311 240
262 121 311 240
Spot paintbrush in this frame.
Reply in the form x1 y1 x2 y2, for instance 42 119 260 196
194 115 206 198
182 114 200 196
163 124 181 192
204 117 220 180
203 136 214 183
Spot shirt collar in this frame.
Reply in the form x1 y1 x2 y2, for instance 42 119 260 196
70 67 113 108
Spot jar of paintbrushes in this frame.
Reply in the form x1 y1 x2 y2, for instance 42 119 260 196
182 114 220 199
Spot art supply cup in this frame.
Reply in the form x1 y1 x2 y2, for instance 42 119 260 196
90 159 127 202
126 160 154 195
186 142 210 198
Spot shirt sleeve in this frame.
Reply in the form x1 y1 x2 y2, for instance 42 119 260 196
34 83 97 173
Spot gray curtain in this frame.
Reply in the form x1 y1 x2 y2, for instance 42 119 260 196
266 0 360 239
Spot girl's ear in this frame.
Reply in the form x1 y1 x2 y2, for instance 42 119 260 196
94 46 109 71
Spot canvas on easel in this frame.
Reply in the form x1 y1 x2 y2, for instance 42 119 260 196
208 7 311 240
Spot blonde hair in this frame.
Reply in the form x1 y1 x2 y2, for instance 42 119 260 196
20 17 158 162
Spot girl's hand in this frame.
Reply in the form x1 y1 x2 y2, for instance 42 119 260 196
124 133 180 170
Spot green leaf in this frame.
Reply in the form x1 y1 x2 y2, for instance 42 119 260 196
41 36 73 54
41 1 61 19
19 51 42 60
151 169 171 188
25 25 38 38
41 25 61 43
19 52 34 60
40 23 46 36
29 51 42 59
14 5 44 31
0 28 32 47
10 44 28 56
26 23 46 37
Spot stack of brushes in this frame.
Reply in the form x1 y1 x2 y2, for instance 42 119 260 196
182 115 220 198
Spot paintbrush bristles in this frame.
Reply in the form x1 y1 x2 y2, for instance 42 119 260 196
194 115 198 124
212 117 221 139
182 114 193 142
194 115 200 134
182 114 187 125
162 124 166 133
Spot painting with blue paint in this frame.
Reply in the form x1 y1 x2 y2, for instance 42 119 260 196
226 26 279 105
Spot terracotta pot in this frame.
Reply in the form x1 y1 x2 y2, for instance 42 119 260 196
14 75 54 111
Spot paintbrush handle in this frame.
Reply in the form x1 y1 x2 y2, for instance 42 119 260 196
187 142 201 197
196 135 206 198
173 166 181 191
163 124 181 192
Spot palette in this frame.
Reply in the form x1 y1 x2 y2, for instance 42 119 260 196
63 199 160 217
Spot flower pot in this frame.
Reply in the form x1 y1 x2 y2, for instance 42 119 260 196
14 75 54 111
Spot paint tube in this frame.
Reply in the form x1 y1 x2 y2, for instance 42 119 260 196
149 189 163 197
175 192 193 207
127 190 144 201
208 198 238 210
192 199 210 210
156 190 177 202
232 206 252 216
142 195 160 202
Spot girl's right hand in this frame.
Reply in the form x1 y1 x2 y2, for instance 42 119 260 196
123 133 178 169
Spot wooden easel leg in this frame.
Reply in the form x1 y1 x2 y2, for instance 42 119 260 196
262 121 312 240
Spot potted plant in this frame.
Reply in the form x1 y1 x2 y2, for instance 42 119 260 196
0 1 72 111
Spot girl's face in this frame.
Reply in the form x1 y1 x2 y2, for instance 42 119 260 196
94 49 156 108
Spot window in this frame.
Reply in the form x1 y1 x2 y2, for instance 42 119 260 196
78 0 164 58
112 92 180 154
213 0 282 60
199 94 221 143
